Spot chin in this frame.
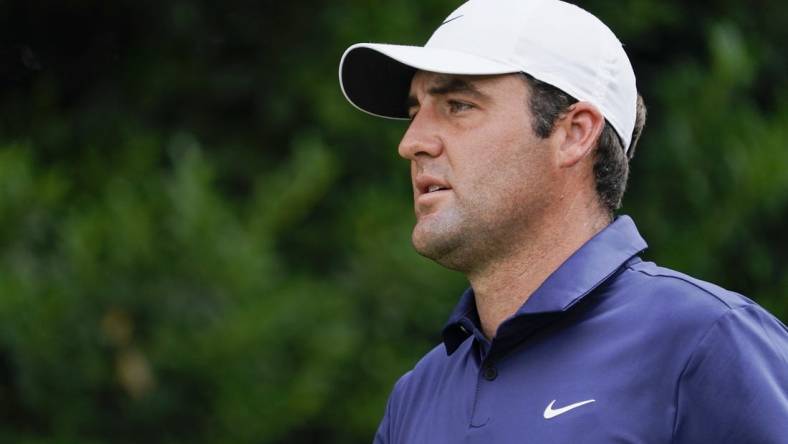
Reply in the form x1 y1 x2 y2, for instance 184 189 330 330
411 226 469 272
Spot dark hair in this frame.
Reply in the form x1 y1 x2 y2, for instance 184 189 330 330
521 73 646 216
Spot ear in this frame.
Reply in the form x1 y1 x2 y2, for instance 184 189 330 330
553 102 605 168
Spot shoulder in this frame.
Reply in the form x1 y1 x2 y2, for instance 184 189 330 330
600 260 788 440
621 262 788 375
597 258 788 366
609 259 770 327
385 338 472 417
389 341 461 398
652 274 788 441
624 259 756 310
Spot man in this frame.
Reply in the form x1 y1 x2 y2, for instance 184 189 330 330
338 0 788 442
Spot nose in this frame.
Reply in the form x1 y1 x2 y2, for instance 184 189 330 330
397 108 444 160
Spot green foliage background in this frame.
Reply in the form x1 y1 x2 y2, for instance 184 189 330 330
0 0 786 442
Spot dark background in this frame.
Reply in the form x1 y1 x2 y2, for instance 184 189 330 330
0 0 786 442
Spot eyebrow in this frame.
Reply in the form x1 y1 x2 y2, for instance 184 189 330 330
406 75 488 110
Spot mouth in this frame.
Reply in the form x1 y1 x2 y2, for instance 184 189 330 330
415 175 452 197
424 184 450 194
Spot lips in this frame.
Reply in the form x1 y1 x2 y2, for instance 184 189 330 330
414 175 452 197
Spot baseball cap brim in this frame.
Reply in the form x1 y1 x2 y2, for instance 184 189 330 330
339 43 518 120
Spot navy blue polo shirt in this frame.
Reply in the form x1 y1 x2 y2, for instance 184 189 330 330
374 216 788 443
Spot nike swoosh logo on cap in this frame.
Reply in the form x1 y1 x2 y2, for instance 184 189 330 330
440 15 463 26
543 399 596 419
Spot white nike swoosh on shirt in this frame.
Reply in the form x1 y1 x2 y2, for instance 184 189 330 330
543 399 596 419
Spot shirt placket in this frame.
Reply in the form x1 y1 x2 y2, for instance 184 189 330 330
465 339 498 443
466 333 496 427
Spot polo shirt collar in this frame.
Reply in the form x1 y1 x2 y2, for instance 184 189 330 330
441 215 648 355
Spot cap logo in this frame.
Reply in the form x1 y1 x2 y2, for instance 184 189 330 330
440 14 464 26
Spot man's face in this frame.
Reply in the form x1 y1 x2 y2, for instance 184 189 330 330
400 71 559 271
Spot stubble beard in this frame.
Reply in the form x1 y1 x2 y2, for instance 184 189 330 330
411 204 495 273
411 184 548 275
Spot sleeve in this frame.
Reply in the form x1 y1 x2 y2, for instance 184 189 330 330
673 304 788 443
373 371 412 444
372 402 391 444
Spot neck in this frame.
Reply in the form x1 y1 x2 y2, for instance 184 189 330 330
467 199 610 339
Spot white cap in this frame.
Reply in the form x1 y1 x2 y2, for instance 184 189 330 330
339 0 638 151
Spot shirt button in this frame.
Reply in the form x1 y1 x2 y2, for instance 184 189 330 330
459 325 469 334
482 365 498 381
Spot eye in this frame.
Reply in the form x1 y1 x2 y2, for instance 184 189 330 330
448 100 473 114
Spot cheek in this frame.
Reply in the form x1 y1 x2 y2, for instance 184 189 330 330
456 133 552 206
473 127 540 176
